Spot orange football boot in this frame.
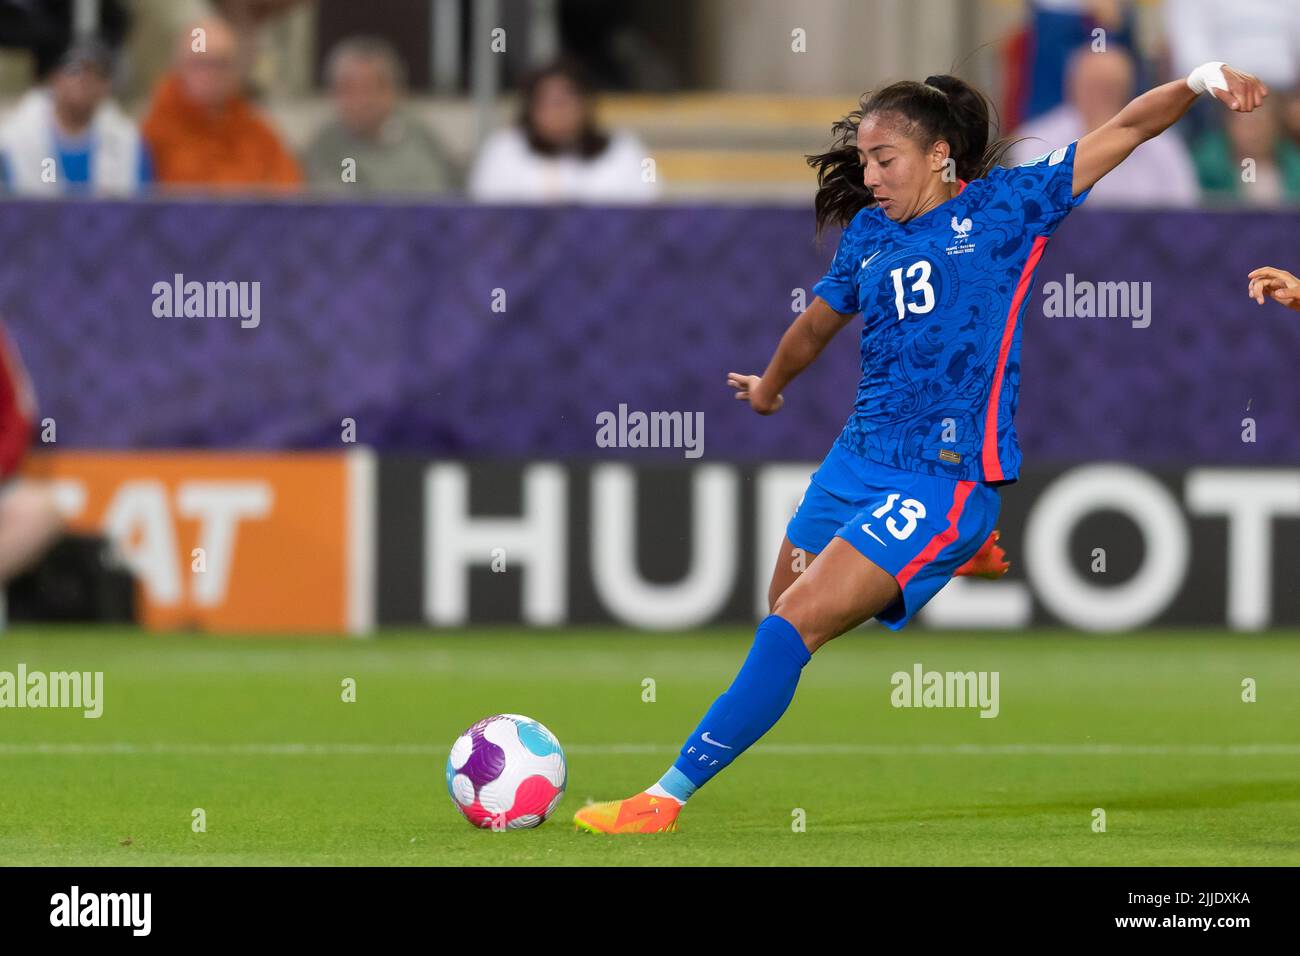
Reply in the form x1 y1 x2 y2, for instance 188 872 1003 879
954 529 1010 579
573 791 681 834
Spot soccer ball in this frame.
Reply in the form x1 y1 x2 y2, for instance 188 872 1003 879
445 714 567 829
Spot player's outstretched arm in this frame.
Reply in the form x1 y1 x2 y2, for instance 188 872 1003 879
727 296 854 415
1248 266 1300 312
1072 62 1268 198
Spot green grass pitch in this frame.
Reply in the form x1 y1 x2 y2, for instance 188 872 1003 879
1 627 1298 866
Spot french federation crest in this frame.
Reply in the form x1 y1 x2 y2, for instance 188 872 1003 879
946 215 975 255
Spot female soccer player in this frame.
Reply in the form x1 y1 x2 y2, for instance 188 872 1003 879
575 61 1268 834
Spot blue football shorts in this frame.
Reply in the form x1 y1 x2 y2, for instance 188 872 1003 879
784 443 1000 630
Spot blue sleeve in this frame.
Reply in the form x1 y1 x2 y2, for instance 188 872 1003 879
811 221 861 314
995 139 1090 236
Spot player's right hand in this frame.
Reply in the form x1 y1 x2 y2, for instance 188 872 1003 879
1247 266 1300 311
727 372 784 415
1209 66 1268 112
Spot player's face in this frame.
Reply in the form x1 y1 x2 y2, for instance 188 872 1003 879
857 113 947 222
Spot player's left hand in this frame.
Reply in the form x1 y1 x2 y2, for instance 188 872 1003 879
1247 266 1300 312
727 372 784 415
1212 66 1268 112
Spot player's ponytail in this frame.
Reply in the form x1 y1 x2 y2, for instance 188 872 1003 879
921 73 991 180
807 74 1017 236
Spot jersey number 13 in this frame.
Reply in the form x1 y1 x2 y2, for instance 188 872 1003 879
889 261 935 321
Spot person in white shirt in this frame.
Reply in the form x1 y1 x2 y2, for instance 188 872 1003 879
469 59 658 204
1009 46 1199 207
0 40 150 197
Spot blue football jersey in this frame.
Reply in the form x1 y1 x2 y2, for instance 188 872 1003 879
812 140 1089 483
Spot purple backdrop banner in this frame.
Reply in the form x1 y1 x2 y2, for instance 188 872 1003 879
0 198 1296 464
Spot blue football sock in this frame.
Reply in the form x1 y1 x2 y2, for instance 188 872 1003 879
647 767 695 804
657 614 812 799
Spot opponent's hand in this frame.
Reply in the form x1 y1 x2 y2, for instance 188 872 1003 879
727 372 784 415
1248 266 1300 311
1212 66 1268 112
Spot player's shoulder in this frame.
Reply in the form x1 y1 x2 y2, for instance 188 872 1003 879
993 141 1079 184
1016 139 1078 168
959 143 1077 209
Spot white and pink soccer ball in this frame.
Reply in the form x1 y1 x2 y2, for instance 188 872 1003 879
445 714 567 829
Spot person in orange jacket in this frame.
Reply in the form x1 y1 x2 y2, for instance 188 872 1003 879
141 15 300 191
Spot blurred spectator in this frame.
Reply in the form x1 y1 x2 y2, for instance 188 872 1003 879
1015 0 1139 126
141 16 300 190
1281 88 1300 152
1192 103 1300 207
468 60 658 204
303 37 459 195
0 40 151 196
1165 0 1300 92
1009 47 1198 207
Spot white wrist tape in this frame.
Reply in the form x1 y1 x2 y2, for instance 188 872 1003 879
1187 61 1228 95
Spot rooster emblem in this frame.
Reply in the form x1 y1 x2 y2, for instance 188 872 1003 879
951 216 973 240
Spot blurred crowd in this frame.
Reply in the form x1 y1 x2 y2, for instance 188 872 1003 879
0 0 1298 207
0 2 659 204
1005 0 1300 207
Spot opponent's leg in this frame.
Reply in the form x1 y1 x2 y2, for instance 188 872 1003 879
574 538 897 834
0 480 64 582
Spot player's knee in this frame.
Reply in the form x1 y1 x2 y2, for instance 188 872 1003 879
770 590 831 655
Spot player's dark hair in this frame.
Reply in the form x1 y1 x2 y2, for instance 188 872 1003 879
806 74 1018 236
518 58 611 159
